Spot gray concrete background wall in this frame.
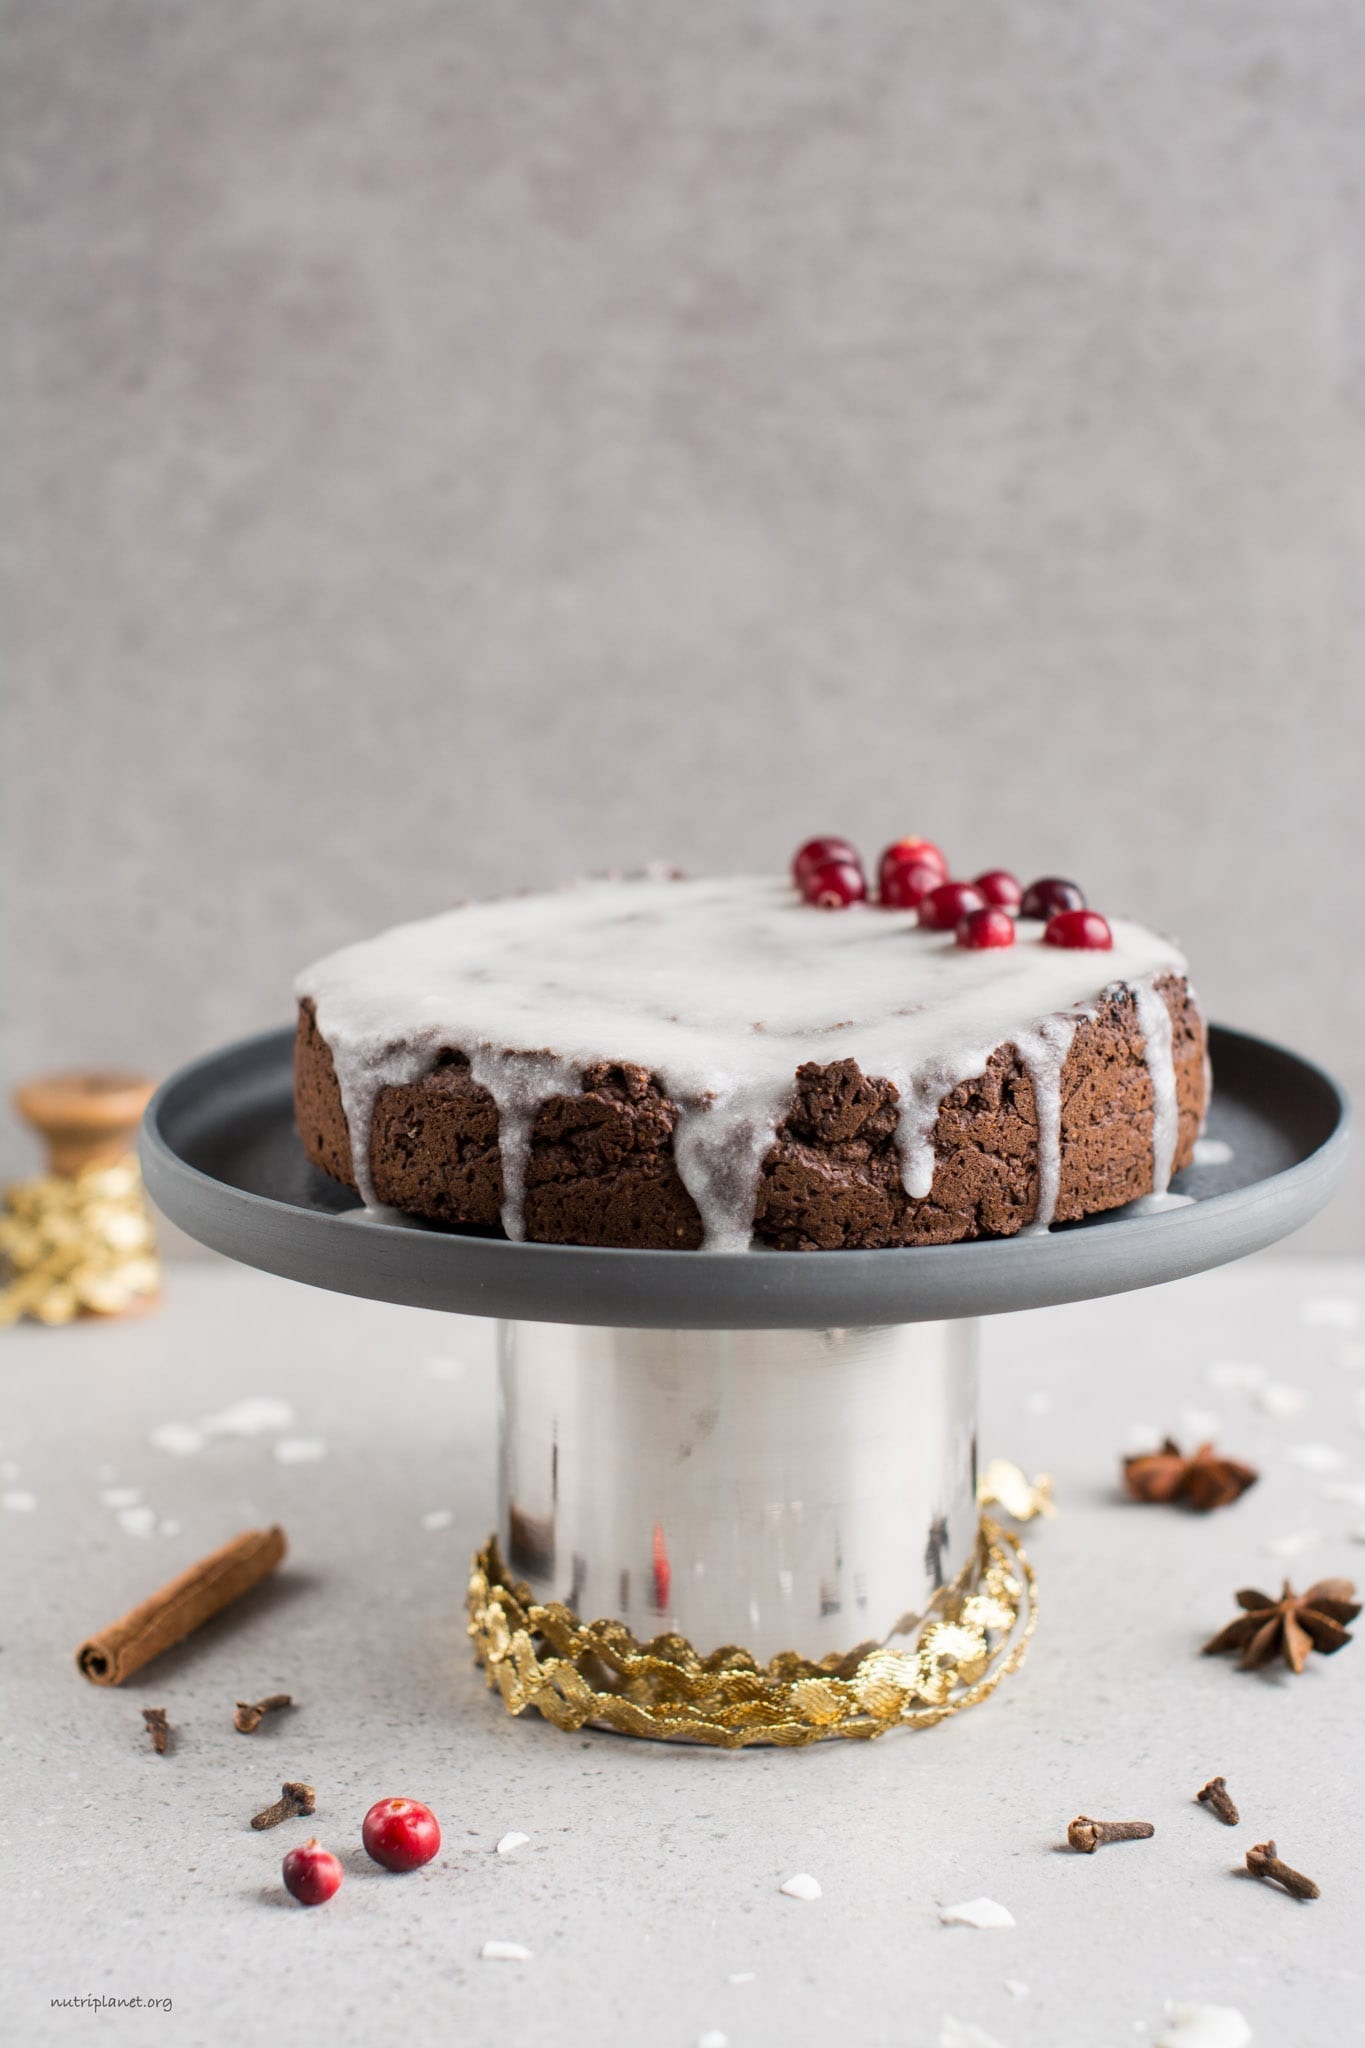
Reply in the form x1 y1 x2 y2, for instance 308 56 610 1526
3 1 1362 1249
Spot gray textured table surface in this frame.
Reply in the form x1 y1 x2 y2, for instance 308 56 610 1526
3 1253 1363 2048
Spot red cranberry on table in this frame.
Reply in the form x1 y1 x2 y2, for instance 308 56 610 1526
792 837 859 887
362 1797 442 1872
917 880 987 931
973 869 1023 912
956 906 1016 950
282 1839 344 1906
1044 908 1113 950
801 858 867 908
1019 876 1085 920
879 858 943 909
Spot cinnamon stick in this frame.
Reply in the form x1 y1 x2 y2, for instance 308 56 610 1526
76 1526 287 1685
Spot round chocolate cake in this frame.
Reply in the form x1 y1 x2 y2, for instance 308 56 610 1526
293 868 1208 1252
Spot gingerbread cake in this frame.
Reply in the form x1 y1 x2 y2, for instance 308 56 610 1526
293 852 1208 1253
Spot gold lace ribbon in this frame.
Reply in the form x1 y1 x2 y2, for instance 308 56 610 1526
467 1517 1035 1747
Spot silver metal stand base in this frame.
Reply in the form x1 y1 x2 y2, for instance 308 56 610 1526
497 1319 978 1664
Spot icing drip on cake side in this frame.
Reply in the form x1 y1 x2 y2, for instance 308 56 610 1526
1191 981 1213 1137
1014 1017 1079 1234
1130 978 1179 1202
467 1050 579 1242
297 876 1195 1248
322 1041 432 1211
671 1088 791 1256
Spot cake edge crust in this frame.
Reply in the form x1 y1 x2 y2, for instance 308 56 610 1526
292 977 1207 1250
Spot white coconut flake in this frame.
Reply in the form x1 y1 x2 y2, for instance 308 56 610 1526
1023 1390 1052 1415
99 1487 142 1509
727 1972 756 1984
496 1832 529 1856
1192 1137 1234 1166
117 1505 157 1537
1179 1408 1221 1441
421 1509 455 1532
1205 1361 1267 1393
1256 1382 1307 1420
779 1873 822 1901
1155 2003 1251 2048
1285 1442 1347 1474
1320 1481 1365 1504
939 2021 1004 2048
698 2032 729 2048
1261 1529 1319 1559
273 1438 327 1465
1301 1297 1360 1331
939 1897 1015 1930
3 1490 37 1513
1004 1979 1030 1999
1124 1423 1165 1455
480 1941 532 1962
202 1397 295 1437
150 1423 205 1457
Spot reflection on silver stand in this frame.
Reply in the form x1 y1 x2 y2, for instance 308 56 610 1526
498 1319 978 1663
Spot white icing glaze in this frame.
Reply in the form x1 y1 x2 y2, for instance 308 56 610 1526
1187 979 1212 1136
1130 976 1179 1199
296 876 1193 1250
467 1049 577 1241
1014 1017 1079 1235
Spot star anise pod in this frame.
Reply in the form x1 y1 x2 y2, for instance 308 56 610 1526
1202 1578 1360 1674
1122 1438 1258 1513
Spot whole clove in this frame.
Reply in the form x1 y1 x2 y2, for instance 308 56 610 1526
1245 1839 1319 1900
1196 1775 1240 1826
142 1706 170 1755
234 1692 293 1734
1067 1814 1155 1854
250 1780 316 1831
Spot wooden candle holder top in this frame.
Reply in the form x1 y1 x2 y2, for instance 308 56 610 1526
13 1072 155 1178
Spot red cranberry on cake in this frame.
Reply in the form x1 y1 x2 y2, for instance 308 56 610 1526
973 870 1023 911
1019 876 1085 919
917 880 988 931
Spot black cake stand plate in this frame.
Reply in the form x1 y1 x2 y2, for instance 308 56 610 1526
141 1023 1349 1331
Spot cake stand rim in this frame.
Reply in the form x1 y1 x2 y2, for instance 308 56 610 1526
140 1022 1351 1330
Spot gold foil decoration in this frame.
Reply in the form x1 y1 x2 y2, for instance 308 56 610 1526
467 1517 1036 1747
0 1157 161 1326
2 1074 161 1327
978 1457 1057 1522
